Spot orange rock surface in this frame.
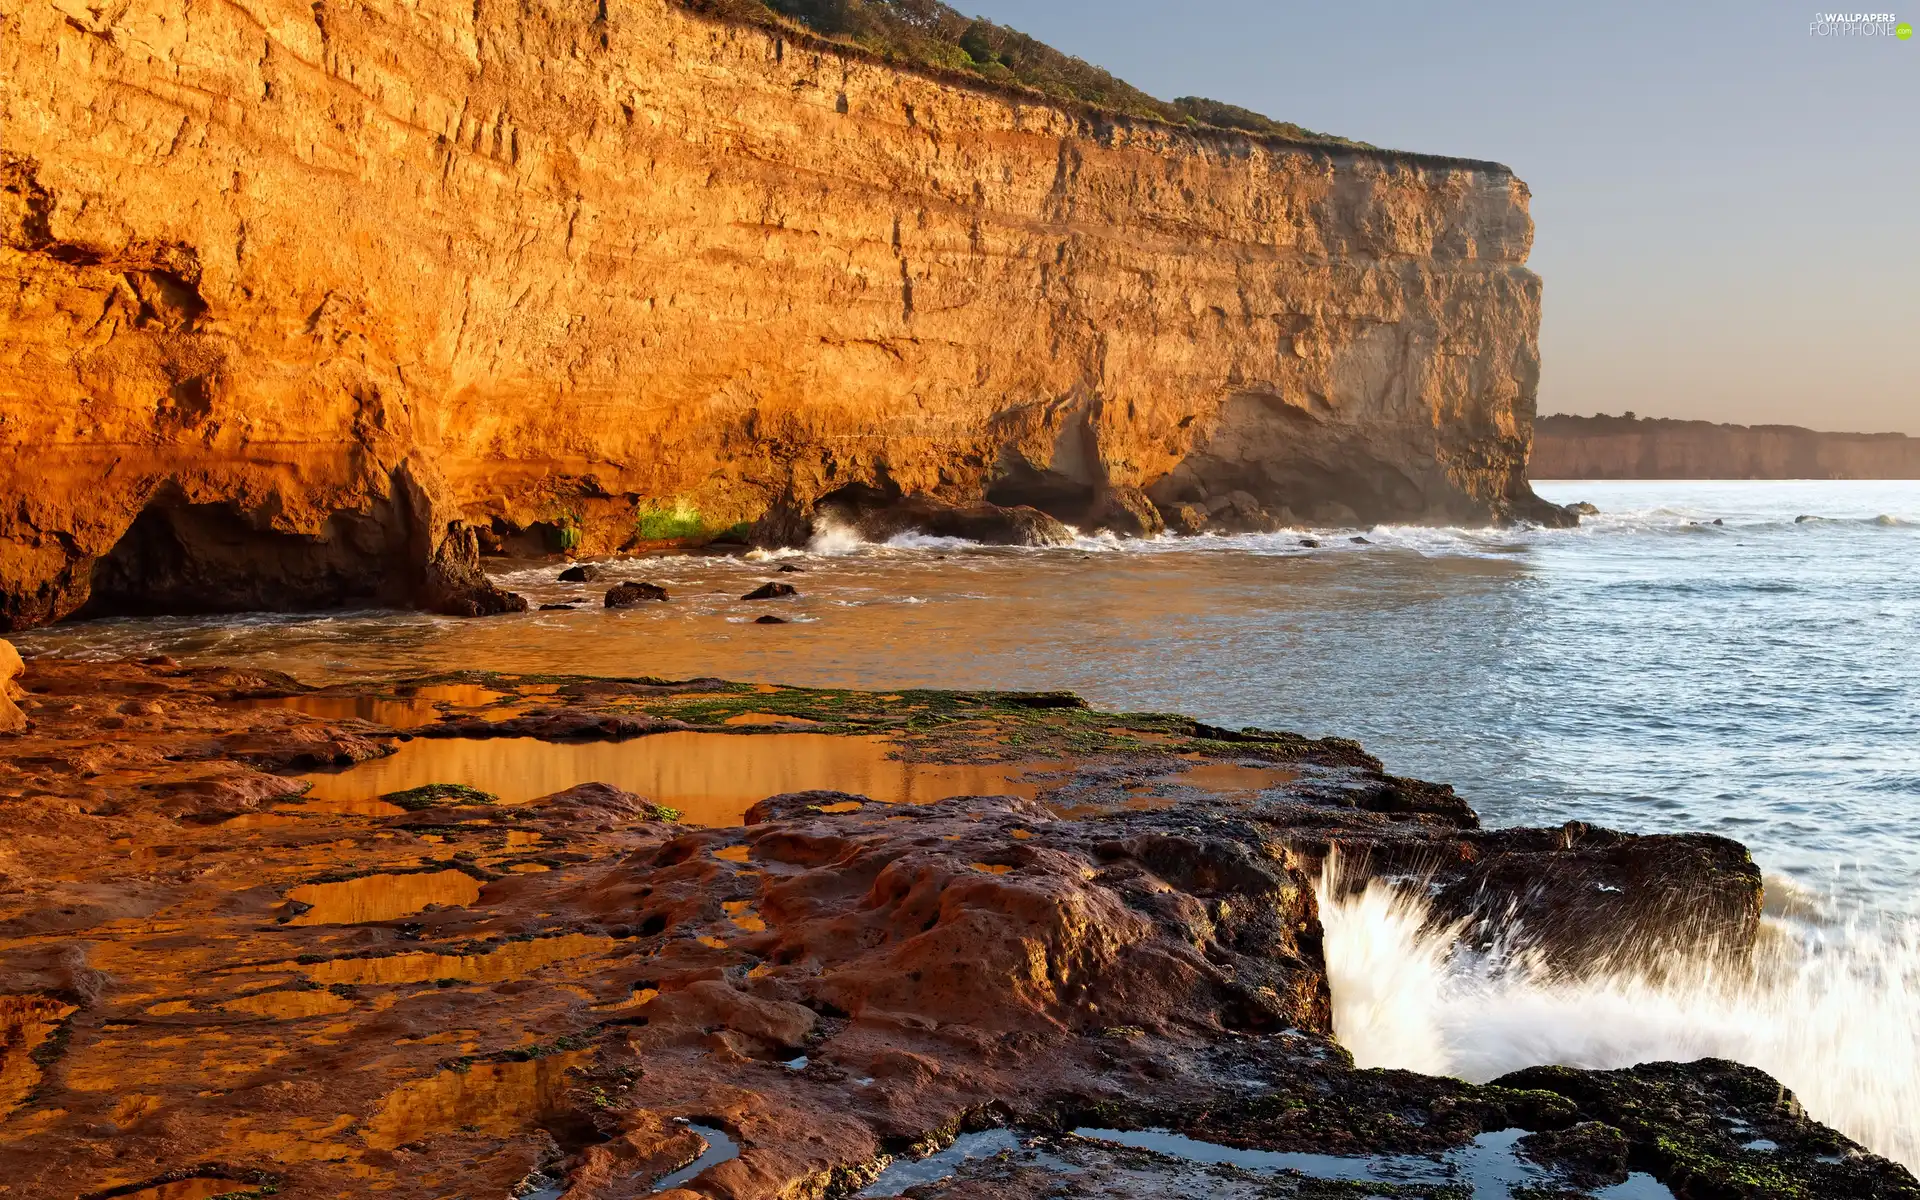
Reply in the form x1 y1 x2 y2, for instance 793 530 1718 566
1 0 1558 629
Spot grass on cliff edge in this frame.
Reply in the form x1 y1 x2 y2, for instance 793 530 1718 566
677 0 1369 147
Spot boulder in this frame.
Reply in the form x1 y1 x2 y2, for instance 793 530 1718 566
559 564 607 583
815 488 1075 547
742 582 797 601
606 581 670 607
0 639 24 733
1086 485 1165 537
754 615 789 625
1156 501 1209 536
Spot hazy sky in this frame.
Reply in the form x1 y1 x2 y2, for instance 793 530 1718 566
963 0 1919 434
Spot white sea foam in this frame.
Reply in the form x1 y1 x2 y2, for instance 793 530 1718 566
1318 860 1920 1171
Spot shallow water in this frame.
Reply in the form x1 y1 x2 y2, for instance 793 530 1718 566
295 731 1061 824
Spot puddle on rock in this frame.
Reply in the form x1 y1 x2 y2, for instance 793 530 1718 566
1149 763 1300 792
297 934 616 987
1072 1127 1678 1200
107 1180 269 1200
285 869 484 926
299 733 1060 827
721 711 821 726
860 1129 1029 1196
361 1050 590 1151
722 901 766 933
1 994 78 1115
236 684 508 730
651 1122 741 1192
221 990 356 1020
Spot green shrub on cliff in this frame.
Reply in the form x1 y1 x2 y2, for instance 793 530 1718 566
675 0 1366 147
633 503 707 541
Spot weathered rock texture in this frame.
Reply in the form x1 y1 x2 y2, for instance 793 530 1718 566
0 0 1563 629
1534 415 1920 480
0 664 1898 1199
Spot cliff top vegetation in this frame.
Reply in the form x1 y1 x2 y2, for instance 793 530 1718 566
677 0 1371 148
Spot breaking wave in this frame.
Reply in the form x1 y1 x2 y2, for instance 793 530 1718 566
1317 860 1920 1171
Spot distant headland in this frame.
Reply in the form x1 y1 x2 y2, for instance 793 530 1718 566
1532 413 1920 480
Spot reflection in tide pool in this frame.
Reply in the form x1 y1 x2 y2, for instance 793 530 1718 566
283 868 484 926
360 1051 590 1151
298 732 1056 826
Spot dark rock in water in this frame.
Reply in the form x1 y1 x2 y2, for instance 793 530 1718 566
1086 484 1165 537
742 582 798 601
1517 1121 1630 1188
777 563 805 573
557 564 606 583
605 581 669 606
1796 514 1818 523
1713 518 1725 526
1499 1059 1918 1199
1567 500 1601 517
537 602 579 611
810 484 1075 547
1298 538 1320 548
531 782 676 822
1349 535 1371 544
1157 501 1210 536
754 614 789 625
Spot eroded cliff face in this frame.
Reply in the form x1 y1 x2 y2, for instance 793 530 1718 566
0 0 1561 629
1534 416 1920 480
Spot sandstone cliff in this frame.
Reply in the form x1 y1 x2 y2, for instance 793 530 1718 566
0 0 1562 630
1534 415 1920 480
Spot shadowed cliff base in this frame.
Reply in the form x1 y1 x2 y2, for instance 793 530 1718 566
2 656 1903 1198
1534 415 1920 480
2 0 1566 629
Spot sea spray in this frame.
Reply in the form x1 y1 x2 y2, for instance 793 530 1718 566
1317 862 1920 1170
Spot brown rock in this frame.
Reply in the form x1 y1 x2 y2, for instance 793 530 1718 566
0 0 1559 629
605 581 669 607
0 639 24 733
742 583 798 601
560 564 609 583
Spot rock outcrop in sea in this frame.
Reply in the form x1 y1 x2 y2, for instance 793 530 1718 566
1 0 1567 630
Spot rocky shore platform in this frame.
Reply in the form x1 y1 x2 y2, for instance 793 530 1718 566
0 652 1911 1199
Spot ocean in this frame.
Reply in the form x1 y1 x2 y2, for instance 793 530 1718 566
17 478 1919 1164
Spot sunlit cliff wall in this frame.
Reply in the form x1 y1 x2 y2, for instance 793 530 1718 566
0 0 1561 629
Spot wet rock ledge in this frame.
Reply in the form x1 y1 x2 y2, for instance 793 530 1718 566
0 655 1908 1199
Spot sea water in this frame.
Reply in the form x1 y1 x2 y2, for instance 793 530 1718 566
19 479 1919 1165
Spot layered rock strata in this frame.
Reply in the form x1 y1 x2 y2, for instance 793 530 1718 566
1534 415 1920 480
1 0 1564 630
0 660 1891 1199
